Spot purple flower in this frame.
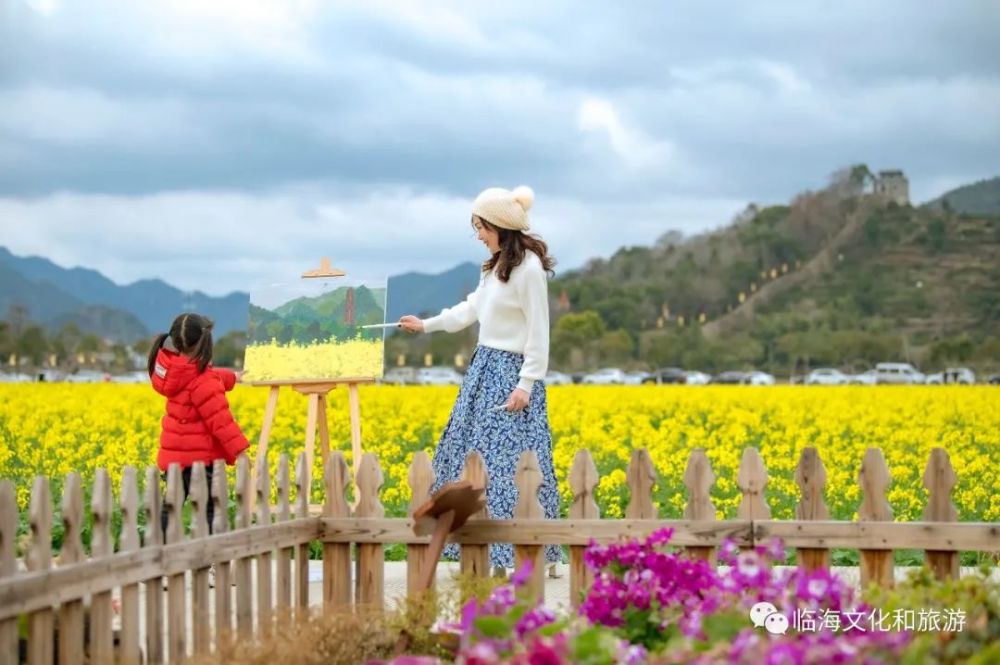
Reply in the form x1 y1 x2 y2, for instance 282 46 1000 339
460 641 501 665
515 607 556 637
460 598 479 632
510 560 534 587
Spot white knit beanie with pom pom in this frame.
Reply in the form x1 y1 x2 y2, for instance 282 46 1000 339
471 185 535 231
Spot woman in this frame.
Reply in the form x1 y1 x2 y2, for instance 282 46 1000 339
399 185 563 575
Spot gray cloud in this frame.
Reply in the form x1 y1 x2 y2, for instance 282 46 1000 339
1 0 998 294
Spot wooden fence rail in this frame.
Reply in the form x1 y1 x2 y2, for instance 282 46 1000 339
0 445 997 663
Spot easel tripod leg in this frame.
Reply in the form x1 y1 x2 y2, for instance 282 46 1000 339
251 386 280 515
317 395 330 470
304 393 319 474
347 382 362 477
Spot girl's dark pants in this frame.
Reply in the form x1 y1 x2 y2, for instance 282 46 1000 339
160 465 215 542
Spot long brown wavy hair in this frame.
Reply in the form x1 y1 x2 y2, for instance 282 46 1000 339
475 215 556 283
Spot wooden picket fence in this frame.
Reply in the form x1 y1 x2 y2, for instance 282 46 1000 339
0 445 997 664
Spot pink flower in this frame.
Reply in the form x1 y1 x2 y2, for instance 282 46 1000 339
510 560 535 587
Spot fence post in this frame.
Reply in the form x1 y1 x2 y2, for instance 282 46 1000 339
190 462 212 655
460 451 490 578
323 451 351 608
58 473 85 665
859 448 894 590
212 459 232 645
795 448 830 570
294 452 311 613
119 467 142 665
737 447 769 522
355 453 385 609
164 464 186 658
0 481 16 665
514 451 545 603
407 452 436 598
683 449 717 566
923 448 960 581
27 475 54 665
143 466 164 664
625 448 657 520
234 455 254 637
275 454 293 624
90 468 115 663
255 455 274 638
569 450 599 608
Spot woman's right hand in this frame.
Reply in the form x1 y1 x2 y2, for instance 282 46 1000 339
398 315 424 334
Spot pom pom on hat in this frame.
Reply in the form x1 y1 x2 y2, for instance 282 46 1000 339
472 185 535 231
511 185 534 212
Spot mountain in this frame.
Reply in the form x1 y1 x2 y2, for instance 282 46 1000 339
925 176 1000 216
0 260 149 342
0 247 248 338
386 262 481 322
0 246 481 344
545 166 1000 372
48 305 149 342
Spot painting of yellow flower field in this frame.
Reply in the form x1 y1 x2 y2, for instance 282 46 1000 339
242 278 388 382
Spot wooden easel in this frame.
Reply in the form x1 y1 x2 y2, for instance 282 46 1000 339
251 376 374 483
247 258 377 511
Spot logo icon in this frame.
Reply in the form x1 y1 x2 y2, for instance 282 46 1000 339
764 612 789 635
749 602 788 635
749 602 778 628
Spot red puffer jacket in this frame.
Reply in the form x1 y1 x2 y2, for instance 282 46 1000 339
151 347 249 471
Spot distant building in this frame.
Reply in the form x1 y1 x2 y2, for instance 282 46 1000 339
875 170 910 206
557 290 571 312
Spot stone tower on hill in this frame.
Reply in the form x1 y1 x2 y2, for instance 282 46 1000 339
875 169 910 205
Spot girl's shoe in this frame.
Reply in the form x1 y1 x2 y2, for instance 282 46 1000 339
491 566 507 578
547 563 563 579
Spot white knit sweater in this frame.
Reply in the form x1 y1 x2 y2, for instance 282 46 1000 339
421 252 550 393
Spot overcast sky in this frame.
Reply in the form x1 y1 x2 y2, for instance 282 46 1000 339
1 0 998 296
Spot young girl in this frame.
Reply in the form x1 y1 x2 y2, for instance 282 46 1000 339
147 312 249 535
399 185 564 576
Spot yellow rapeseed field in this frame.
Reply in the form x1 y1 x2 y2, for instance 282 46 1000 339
242 338 384 382
0 384 997 525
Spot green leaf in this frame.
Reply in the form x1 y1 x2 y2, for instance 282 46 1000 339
701 611 746 643
474 616 511 639
538 619 569 637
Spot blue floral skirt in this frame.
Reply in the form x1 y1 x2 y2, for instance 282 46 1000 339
431 345 564 568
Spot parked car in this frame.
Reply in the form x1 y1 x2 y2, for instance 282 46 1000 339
415 367 464 385
581 368 626 385
684 371 712 385
111 371 149 384
873 362 925 385
65 370 111 383
926 367 976 385
805 368 850 385
743 371 776 386
988 374 1000 385
0 372 32 383
544 371 573 385
382 367 418 385
711 371 747 385
849 369 877 385
642 367 688 385
623 371 651 385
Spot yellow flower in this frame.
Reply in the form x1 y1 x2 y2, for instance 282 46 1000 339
0 385 995 525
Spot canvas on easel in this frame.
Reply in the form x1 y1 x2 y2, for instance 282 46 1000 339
242 259 389 506
243 275 388 383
